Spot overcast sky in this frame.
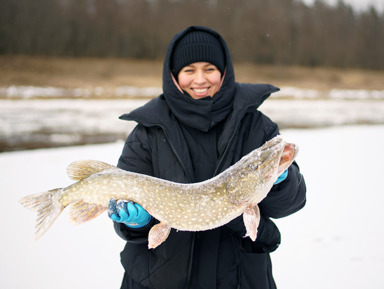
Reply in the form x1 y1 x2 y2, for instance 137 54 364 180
301 0 384 12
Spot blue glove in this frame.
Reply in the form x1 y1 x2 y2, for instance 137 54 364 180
274 169 288 185
108 198 151 228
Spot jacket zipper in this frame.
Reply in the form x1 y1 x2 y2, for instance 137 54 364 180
159 124 195 289
213 106 249 176
184 233 196 289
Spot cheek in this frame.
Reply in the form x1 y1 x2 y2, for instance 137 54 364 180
211 75 221 83
209 73 222 91
177 74 191 91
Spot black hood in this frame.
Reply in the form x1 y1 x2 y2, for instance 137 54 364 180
162 26 236 132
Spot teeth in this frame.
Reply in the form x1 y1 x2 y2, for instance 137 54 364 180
193 88 208 93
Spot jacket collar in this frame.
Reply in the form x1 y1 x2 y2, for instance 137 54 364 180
119 83 279 181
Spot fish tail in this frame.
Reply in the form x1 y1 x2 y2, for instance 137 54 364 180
19 188 64 240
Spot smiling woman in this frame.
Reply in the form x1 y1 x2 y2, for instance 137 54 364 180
177 62 222 99
110 25 307 289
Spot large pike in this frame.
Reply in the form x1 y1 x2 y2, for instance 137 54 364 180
19 136 298 249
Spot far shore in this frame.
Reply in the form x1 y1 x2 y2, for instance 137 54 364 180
1 55 384 93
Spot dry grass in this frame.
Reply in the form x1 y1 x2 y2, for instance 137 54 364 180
234 62 384 90
1 55 383 91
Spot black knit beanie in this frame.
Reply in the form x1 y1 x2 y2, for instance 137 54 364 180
171 30 225 76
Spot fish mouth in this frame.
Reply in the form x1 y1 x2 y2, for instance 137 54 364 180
253 135 298 175
261 136 298 175
277 143 298 175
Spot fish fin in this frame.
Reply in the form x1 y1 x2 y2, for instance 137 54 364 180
243 204 261 241
67 160 116 181
19 189 65 240
68 200 106 224
148 223 171 249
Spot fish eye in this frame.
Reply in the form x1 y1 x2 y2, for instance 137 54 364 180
249 164 258 170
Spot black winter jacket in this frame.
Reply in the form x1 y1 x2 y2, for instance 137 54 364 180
114 26 306 289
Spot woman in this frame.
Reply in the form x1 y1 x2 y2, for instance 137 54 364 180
108 26 306 289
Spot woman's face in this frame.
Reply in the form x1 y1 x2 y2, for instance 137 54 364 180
177 62 222 99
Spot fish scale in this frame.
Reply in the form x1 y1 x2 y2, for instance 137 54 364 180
19 135 298 249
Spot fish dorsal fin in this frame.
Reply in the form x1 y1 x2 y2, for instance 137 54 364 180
67 160 116 181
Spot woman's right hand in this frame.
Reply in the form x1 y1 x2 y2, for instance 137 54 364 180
108 198 151 228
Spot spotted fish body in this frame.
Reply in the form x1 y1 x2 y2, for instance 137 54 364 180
19 135 298 248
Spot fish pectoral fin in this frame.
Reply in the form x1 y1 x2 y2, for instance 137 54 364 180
67 160 116 181
243 204 261 241
148 223 171 249
68 200 106 224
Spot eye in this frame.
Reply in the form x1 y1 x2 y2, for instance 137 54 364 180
205 66 218 73
182 67 194 73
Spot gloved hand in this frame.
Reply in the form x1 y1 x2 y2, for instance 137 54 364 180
274 169 288 185
108 198 151 228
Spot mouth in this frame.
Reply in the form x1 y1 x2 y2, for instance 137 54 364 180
191 87 209 95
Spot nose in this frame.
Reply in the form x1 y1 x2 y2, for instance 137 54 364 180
194 70 206 84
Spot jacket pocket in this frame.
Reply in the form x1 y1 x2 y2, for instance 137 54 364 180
120 230 193 289
120 242 151 286
239 252 276 289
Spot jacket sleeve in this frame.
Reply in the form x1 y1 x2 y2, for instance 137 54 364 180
113 218 157 243
117 125 154 175
113 125 156 242
260 161 306 218
259 122 307 219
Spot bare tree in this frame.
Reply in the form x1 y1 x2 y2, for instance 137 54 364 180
1 0 383 69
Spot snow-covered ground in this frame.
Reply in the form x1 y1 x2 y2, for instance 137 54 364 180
1 124 383 289
0 85 163 99
2 85 383 100
1 85 384 151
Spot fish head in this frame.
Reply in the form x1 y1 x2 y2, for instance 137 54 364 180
250 135 286 181
226 135 298 205
251 135 298 183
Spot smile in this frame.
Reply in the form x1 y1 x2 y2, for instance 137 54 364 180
192 88 209 93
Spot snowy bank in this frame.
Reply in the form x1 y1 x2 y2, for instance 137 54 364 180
1 125 383 289
0 85 163 99
1 87 384 151
1 85 384 100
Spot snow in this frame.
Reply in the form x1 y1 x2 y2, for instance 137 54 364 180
273 87 384 100
272 125 384 288
0 85 162 99
1 86 384 151
1 85 383 100
1 125 383 288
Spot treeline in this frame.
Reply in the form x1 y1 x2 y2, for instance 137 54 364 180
1 0 383 69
